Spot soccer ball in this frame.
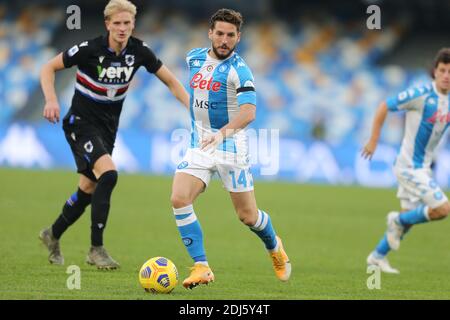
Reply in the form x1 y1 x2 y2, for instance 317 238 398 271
139 257 178 293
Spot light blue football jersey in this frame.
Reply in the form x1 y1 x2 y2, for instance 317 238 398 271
186 48 256 155
386 82 450 169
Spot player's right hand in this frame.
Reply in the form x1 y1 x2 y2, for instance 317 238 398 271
361 140 377 160
43 101 60 124
200 132 224 154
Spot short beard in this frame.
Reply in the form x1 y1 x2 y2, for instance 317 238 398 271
212 45 235 60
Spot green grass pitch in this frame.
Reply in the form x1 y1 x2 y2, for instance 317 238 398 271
0 168 449 299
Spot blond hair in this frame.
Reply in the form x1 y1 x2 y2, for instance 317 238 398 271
104 0 137 21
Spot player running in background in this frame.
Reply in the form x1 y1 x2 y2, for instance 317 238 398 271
39 0 189 269
170 8 291 289
362 48 450 273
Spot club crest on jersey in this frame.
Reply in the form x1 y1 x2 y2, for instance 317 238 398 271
218 64 228 73
125 54 135 66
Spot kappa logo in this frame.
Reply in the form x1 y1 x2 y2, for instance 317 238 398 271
244 80 254 88
84 141 93 153
191 59 201 67
417 86 427 94
68 45 79 57
397 89 418 102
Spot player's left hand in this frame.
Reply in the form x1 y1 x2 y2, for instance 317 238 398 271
361 140 377 160
200 132 224 153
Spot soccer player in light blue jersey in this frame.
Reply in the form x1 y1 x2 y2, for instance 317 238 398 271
362 48 450 273
170 8 291 289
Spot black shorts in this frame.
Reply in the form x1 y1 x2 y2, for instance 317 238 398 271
62 113 114 182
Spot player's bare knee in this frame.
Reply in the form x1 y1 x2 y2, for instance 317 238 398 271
170 194 191 209
430 202 450 220
79 178 96 194
237 208 258 226
239 216 256 226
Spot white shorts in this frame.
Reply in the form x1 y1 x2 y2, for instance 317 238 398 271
394 166 448 210
175 148 254 193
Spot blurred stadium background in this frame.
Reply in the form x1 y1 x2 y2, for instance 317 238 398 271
2 0 450 300
1 0 450 187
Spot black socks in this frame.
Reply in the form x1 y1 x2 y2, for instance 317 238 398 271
51 170 118 246
90 170 118 246
52 188 92 239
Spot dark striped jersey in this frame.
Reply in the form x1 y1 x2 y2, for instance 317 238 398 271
62 34 162 138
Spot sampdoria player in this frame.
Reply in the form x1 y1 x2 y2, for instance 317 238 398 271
39 0 189 269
